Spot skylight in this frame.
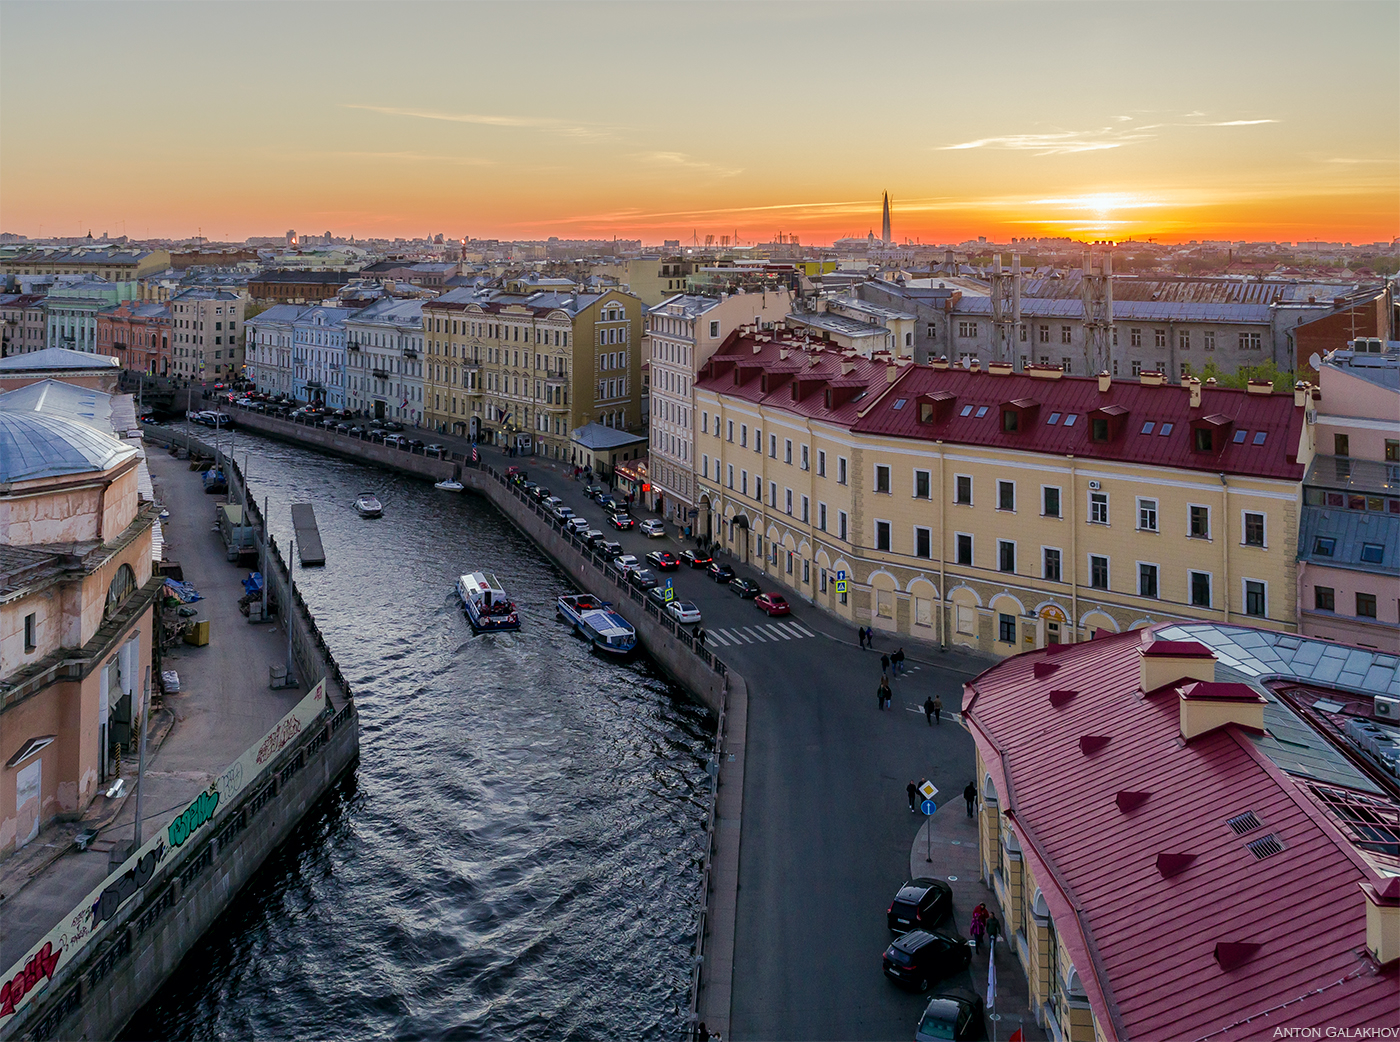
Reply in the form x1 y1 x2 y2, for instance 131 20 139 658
1159 423 1173 436
1233 429 1248 443
1141 422 1155 435
975 406 988 418
891 398 906 410
1063 413 1077 427
1253 431 1267 445
1361 543 1384 564
1314 537 1336 556
960 405 974 416
1047 412 1061 425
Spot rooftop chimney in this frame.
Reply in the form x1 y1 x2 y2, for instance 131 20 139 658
1246 379 1273 395
988 361 1013 376
1098 371 1112 392
887 364 900 384
1188 377 1202 409
1141 639 1215 693
1361 875 1400 965
1294 381 1308 407
1139 371 1165 387
1179 682 1266 742
930 356 950 371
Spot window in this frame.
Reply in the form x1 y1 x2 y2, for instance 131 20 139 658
702 411 709 434
727 420 734 442
1204 330 1216 352
1334 434 1350 457
801 496 810 523
998 481 1015 511
1043 487 1061 518
784 439 793 464
914 470 931 499
740 424 747 447
767 481 775 505
1190 505 1210 539
1130 328 1142 348
1058 325 1071 344
801 445 809 471
1313 536 1336 557
1131 360 1142 377
1090 555 1109 590
1243 512 1265 547
1138 498 1158 532
1154 329 1167 349
817 450 827 477
1139 563 1159 598
727 464 734 488
1179 330 1190 351
874 465 890 493
999 614 1016 643
1387 440 1399 462
1038 324 1050 343
1245 581 1266 618
1357 592 1377 618
958 321 978 338
1091 417 1110 442
1062 413 1077 427
955 475 972 504
1090 492 1108 525
741 470 748 495
1041 547 1062 582
956 534 973 566
1002 409 1019 432
702 454 709 479
819 503 828 531
769 434 776 458
838 510 848 540
785 488 793 514
1238 332 1262 351
876 520 891 551
1361 542 1384 564
837 457 848 485
916 527 932 559
1191 571 1212 608
1314 586 1335 611
24 612 36 652
709 320 720 338
999 540 1015 573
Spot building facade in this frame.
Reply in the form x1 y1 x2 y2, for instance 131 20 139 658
244 303 304 398
695 331 1311 656
168 288 246 382
0 294 47 356
291 305 351 407
344 298 425 423
0 246 170 281
44 278 140 354
96 301 172 375
247 270 353 304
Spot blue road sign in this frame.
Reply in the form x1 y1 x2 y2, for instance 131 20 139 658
837 569 846 581
921 799 937 816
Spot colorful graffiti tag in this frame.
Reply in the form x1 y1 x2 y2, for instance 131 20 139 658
90 842 167 928
0 944 60 1018
167 790 219 849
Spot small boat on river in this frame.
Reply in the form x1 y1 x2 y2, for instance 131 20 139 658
557 593 637 656
458 571 520 631
434 479 465 492
354 491 383 517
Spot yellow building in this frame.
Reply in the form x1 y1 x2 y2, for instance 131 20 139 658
0 246 171 281
695 332 1311 655
422 287 644 458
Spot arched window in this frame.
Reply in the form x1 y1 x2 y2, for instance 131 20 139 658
106 564 136 619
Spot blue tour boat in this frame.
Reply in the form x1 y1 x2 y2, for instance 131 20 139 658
557 593 637 656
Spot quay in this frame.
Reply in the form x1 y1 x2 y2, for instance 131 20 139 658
290 503 326 566
0 431 359 1042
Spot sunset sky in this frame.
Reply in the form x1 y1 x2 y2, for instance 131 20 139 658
2 1 1396 246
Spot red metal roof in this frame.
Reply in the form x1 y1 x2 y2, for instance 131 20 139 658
966 628 1399 1041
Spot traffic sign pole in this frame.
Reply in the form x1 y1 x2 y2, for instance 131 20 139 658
922 797 937 862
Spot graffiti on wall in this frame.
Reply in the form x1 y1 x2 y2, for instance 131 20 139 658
0 944 60 1018
90 842 167 928
167 790 219 849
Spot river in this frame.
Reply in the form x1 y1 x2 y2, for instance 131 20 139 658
121 427 714 1041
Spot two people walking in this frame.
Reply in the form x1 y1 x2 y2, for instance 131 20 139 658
923 695 942 726
877 675 893 711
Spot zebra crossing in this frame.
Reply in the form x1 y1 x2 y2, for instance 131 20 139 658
704 620 818 646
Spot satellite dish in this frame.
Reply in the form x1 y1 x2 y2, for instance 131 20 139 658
1308 353 1322 370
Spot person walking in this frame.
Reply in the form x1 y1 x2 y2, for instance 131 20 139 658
893 648 905 675
964 781 977 817
932 695 943 725
695 627 706 650
878 675 892 710
907 780 918 813
923 696 935 726
970 903 989 949
986 911 1002 951
857 627 866 650
880 652 890 676
884 684 893 711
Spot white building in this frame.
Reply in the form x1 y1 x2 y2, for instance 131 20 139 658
344 297 426 424
245 303 305 397
291 305 352 408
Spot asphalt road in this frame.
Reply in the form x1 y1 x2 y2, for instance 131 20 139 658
478 451 996 1041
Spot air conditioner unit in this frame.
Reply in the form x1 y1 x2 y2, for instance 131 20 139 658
1088 480 1101 490
1375 696 1400 722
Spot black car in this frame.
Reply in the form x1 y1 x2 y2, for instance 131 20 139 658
708 562 736 583
584 530 607 550
729 577 761 598
598 496 618 512
531 485 552 502
882 930 972 992
609 513 635 531
888 878 953 934
599 540 624 559
678 549 714 569
646 587 670 609
584 484 605 500
915 991 987 1042
646 551 680 571
628 568 658 591
407 439 425 450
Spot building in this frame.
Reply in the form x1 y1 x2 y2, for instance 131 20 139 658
44 278 141 354
0 294 47 355
291 304 352 407
570 422 647 480
1296 340 1400 650
963 623 1400 1041
694 331 1312 656
0 347 122 394
881 191 891 244
359 260 460 290
645 290 792 526
244 304 305 398
1292 286 1395 377
168 287 246 382
0 382 161 860
0 245 171 281
247 270 354 305
421 288 645 457
344 298 426 423
95 301 172 375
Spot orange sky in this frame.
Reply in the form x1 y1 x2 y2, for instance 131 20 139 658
2 2 1396 246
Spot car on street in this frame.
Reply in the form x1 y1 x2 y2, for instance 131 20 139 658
384 434 407 447
348 426 364 437
646 551 680 571
609 513 635 530
599 540 624 559
628 568 658 590
598 496 619 512
425 444 446 456
567 517 590 534
406 439 425 451
584 485 605 500
708 562 736 583
754 592 791 616
646 587 670 609
551 504 574 521
729 577 761 599
530 485 551 502
667 600 702 625
583 530 606 549
882 930 972 992
614 554 642 573
915 991 987 1042
520 481 539 496
542 496 563 511
639 518 666 537
887 878 953 935
679 550 713 569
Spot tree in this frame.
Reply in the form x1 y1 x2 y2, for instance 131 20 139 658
1182 359 1295 392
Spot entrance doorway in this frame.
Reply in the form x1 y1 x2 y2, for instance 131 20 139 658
374 399 386 420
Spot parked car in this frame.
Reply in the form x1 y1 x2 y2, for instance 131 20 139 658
542 496 563 510
639 518 666 537
406 439 425 450
754 592 791 616
915 991 987 1042
384 434 407 447
368 429 387 442
551 505 575 522
348 426 364 437
646 587 670 609
729 577 761 599
882 930 971 992
667 600 702 625
584 485 605 500
609 513 635 531
598 496 619 512
887 878 953 935
614 554 642 573
520 481 539 497
425 443 446 456
335 422 352 433
646 551 680 571
530 485 552 502
679 550 713 569
599 540 624 559
628 568 658 591
567 517 590 534
583 530 606 549
708 562 736 583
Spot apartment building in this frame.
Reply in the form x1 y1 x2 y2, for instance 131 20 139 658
245 304 304 398
291 305 351 407
0 245 170 281
169 288 246 381
421 288 644 458
344 298 426 423
95 301 172 375
0 294 47 355
694 332 1310 656
645 289 791 525
44 278 140 354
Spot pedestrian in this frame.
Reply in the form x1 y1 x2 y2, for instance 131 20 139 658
907 780 918 813
923 696 935 726
884 683 894 711
986 912 1002 950
878 675 891 710
881 652 890 676
864 625 873 648
932 695 943 725
895 647 906 675
970 903 989 949
964 781 977 817
695 627 706 650
857 627 865 649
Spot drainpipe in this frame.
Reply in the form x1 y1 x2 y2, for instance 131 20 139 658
1221 472 1230 625
938 441 946 649
1068 455 1078 642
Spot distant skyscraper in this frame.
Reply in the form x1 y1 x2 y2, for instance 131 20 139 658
881 192 891 244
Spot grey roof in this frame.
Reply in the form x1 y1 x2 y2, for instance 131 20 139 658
1303 454 1399 496
170 287 240 301
0 409 134 482
570 422 646 450
0 380 114 431
1298 505 1399 574
787 311 889 338
245 303 308 325
648 294 723 319
952 296 1275 324
0 347 120 371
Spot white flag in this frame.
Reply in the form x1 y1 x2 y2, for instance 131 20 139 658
987 942 997 1010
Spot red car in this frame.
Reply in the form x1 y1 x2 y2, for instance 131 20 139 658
754 592 791 616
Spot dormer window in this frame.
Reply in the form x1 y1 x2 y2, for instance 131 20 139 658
1003 410 1019 432
1091 417 1110 442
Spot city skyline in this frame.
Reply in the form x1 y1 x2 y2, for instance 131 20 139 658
1 1 1396 245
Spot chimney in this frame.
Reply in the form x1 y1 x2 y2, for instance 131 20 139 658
969 358 981 372
1361 876 1400 965
1139 371 1165 387
1188 377 1202 409
1246 379 1273 395
1179 682 1266 742
887 364 899 384
1141 639 1215 693
930 356 950 371
1098 371 1112 392
1294 381 1309 407
988 361 1013 376
842 362 856 375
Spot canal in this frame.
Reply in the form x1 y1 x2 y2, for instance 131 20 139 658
122 427 714 1041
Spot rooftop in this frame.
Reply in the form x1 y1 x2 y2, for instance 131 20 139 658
570 422 646 451
1298 505 1399 575
0 409 135 483
0 347 120 372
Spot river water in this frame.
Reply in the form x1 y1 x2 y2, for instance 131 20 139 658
121 428 714 1041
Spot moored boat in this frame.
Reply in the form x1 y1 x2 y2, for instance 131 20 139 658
558 593 636 655
457 571 520 631
434 479 465 492
354 491 383 517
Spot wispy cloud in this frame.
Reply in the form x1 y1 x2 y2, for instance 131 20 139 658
630 151 744 178
1198 119 1277 127
939 116 1278 156
344 104 619 140
1324 156 1394 165
319 150 494 166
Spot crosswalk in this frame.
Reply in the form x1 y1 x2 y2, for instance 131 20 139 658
704 620 818 646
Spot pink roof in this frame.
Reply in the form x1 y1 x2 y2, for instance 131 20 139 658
966 628 1398 1041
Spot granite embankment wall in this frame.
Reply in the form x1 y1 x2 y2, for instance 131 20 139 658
226 409 457 482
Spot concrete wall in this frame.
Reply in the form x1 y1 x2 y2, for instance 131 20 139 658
227 409 456 481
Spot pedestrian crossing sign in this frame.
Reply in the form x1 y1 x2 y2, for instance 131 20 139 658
664 586 674 603
835 579 847 593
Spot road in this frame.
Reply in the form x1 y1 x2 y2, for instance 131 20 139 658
479 448 994 1041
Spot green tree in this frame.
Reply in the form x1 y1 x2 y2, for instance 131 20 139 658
1182 359 1295 392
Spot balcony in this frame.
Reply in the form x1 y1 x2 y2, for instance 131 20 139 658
403 347 418 359
347 340 361 352
372 368 390 380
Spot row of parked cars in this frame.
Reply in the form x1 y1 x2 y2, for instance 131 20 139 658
883 878 988 1041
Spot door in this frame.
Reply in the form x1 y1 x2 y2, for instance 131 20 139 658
374 400 386 420
16 759 41 848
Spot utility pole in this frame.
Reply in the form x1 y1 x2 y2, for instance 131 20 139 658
131 664 150 850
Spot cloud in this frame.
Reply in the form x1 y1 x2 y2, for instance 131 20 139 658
630 151 744 178
939 115 1278 156
343 104 618 139
321 150 494 166
1324 157 1394 164
1197 119 1277 127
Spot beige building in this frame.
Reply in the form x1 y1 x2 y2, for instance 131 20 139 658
0 246 171 282
169 287 247 382
695 332 1312 656
422 287 644 458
